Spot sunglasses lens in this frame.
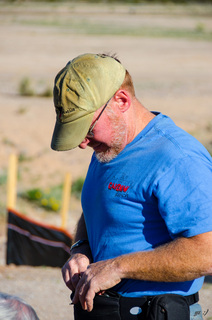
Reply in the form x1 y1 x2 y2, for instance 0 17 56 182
87 131 94 139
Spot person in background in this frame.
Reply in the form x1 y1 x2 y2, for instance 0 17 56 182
51 53 212 320
0 292 39 320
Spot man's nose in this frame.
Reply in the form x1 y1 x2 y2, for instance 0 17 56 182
78 137 90 149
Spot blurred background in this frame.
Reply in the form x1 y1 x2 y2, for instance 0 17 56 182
0 1 212 319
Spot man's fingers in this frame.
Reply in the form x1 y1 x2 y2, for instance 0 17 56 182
62 266 74 290
72 277 90 308
73 275 97 312
65 279 74 291
84 289 96 312
72 279 83 306
71 273 82 289
62 253 90 291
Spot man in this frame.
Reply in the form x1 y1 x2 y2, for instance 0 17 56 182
0 292 39 320
51 53 212 320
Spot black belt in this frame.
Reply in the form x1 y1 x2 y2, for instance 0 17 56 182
184 292 199 305
71 290 199 306
105 290 199 306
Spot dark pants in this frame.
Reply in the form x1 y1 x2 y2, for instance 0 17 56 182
74 294 121 320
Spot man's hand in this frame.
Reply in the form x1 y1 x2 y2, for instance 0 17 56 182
62 253 91 291
72 258 122 312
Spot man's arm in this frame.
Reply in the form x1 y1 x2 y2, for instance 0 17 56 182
73 212 89 243
72 231 212 312
61 213 92 291
117 232 212 282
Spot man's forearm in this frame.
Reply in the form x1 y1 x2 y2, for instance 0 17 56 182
71 213 93 262
74 213 88 242
115 232 212 282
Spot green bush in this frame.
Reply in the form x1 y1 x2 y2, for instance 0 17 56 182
19 77 34 97
72 177 85 199
39 86 53 97
20 177 85 211
0 171 7 186
22 186 62 212
19 77 53 97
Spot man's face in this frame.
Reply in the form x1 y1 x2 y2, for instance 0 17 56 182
79 102 127 163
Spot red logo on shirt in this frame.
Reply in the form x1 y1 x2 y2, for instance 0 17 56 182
108 182 129 192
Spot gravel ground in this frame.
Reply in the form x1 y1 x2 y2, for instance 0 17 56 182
0 264 211 320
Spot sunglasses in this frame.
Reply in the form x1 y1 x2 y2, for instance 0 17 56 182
86 98 112 139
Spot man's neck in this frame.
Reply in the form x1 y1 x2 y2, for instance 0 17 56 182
126 98 155 144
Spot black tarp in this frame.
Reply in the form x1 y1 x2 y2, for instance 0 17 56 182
6 209 73 267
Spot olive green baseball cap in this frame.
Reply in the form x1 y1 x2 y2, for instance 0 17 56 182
51 53 126 151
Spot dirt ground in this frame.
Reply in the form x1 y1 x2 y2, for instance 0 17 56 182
0 2 212 319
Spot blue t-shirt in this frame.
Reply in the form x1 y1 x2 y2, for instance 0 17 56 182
81 113 212 297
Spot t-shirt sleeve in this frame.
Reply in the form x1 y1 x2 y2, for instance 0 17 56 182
155 156 212 239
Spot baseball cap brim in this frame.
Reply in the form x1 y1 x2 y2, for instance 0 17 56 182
51 112 94 151
51 53 126 151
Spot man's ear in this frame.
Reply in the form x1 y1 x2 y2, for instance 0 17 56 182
113 90 131 113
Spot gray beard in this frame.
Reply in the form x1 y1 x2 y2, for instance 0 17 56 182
95 111 127 163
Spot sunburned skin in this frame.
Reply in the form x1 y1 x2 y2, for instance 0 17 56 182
79 100 128 163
